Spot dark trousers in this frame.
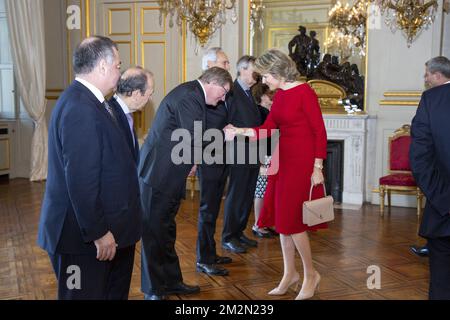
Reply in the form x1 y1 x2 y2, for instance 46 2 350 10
222 166 259 243
196 165 228 264
140 182 182 295
428 236 450 300
49 245 135 300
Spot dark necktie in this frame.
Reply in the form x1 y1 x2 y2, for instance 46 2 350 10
245 89 254 104
103 100 117 123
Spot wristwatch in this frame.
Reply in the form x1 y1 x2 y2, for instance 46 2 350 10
314 163 323 170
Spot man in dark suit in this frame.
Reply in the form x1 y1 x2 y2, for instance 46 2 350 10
222 55 261 253
109 66 154 163
195 48 232 277
138 67 233 300
410 56 450 299
38 36 142 300
410 58 450 259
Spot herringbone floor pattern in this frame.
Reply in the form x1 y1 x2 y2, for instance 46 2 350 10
0 178 429 300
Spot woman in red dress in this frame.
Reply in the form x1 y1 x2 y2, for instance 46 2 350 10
225 49 327 300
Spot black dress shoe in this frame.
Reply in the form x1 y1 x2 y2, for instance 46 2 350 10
165 282 200 295
197 263 229 276
410 245 429 257
239 234 258 247
144 293 166 300
215 255 232 264
252 227 273 239
222 239 247 253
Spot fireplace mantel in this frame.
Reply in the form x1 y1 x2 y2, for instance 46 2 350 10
323 113 369 205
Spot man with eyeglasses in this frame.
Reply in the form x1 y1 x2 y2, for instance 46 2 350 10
138 67 232 300
195 47 234 277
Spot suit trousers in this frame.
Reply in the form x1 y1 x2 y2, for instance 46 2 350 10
196 165 229 264
140 182 183 295
222 166 259 243
49 245 135 300
427 236 450 300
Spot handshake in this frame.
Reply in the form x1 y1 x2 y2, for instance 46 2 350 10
223 124 255 141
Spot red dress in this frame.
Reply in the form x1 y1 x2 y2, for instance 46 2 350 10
254 83 328 234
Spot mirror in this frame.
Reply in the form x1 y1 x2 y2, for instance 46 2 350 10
250 0 367 112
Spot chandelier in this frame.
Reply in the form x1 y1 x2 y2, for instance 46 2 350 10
157 0 238 47
250 0 265 33
376 0 438 47
325 1 369 61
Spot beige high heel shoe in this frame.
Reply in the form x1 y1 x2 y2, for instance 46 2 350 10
295 271 320 300
268 272 300 295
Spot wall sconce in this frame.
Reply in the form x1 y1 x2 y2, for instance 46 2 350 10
376 0 439 47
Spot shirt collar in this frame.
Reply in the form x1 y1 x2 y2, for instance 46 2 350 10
445 80 450 85
237 77 250 92
197 79 207 102
75 77 105 103
113 94 131 114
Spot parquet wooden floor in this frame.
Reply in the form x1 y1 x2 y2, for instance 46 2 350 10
0 178 429 300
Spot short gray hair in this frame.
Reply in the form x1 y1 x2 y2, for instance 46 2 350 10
73 36 118 75
198 67 233 88
236 55 256 77
201 47 224 71
116 66 153 96
425 56 450 78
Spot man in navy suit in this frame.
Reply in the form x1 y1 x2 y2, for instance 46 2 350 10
410 56 450 299
38 36 142 300
138 67 233 300
195 48 233 277
109 66 154 163
410 57 450 259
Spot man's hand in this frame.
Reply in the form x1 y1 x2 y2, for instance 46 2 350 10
94 231 117 261
224 124 237 141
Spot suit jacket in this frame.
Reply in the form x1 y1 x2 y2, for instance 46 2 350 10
138 80 211 200
109 96 140 163
410 82 450 238
226 80 263 167
38 81 142 255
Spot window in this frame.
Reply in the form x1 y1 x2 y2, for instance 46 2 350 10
0 0 15 119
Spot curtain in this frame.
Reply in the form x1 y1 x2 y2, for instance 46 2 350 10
5 0 47 181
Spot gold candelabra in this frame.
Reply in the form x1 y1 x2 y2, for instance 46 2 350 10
325 1 369 61
157 0 238 47
326 0 441 55
377 0 438 47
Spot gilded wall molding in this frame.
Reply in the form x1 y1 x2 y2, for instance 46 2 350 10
379 90 422 106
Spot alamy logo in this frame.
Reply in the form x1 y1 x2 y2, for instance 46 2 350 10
66 265 81 290
366 265 381 289
367 4 382 30
66 5 81 30
170 121 279 172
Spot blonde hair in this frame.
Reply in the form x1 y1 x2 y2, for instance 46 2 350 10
255 48 300 82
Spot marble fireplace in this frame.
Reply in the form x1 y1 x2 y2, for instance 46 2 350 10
323 114 369 205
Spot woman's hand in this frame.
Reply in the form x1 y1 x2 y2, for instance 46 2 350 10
223 125 255 141
311 167 324 186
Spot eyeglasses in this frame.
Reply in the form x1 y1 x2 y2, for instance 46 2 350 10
215 83 229 97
